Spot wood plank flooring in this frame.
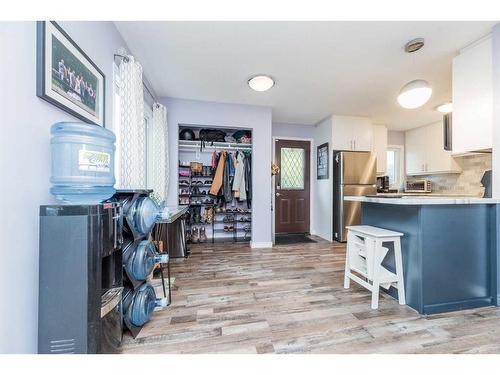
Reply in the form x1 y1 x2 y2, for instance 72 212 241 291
122 238 500 354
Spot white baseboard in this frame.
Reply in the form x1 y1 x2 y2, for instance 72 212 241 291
250 241 273 249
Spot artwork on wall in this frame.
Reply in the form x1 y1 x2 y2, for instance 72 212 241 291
317 142 329 180
36 21 105 127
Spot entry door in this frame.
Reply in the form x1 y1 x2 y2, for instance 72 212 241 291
275 139 311 234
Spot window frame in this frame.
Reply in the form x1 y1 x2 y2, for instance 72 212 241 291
387 144 405 190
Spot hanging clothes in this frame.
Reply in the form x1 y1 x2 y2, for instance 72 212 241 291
227 152 235 177
222 156 232 203
211 150 217 170
209 151 226 196
244 151 252 207
232 152 247 201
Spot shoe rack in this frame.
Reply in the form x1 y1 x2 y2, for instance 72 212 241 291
211 208 252 243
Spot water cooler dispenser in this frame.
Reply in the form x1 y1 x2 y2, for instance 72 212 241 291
38 203 123 353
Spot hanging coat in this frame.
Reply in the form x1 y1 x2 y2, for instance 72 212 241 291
232 152 246 201
209 151 226 196
223 153 233 203
244 152 252 207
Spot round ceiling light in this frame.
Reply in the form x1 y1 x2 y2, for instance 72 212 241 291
436 102 453 113
248 75 275 92
397 79 433 109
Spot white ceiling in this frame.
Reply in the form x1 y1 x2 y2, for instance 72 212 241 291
115 21 496 130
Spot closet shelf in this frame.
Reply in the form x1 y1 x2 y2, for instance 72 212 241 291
179 140 252 152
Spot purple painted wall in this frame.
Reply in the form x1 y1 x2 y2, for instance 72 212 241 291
159 97 273 247
272 122 314 139
0 21 130 353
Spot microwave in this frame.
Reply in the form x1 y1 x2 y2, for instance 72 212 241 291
405 179 432 193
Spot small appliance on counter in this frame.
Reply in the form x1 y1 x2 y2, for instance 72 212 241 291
405 179 432 193
376 175 390 193
481 170 492 198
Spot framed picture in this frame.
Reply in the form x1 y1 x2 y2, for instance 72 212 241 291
317 142 329 180
37 21 105 126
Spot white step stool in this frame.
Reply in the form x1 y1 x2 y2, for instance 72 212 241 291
344 225 405 309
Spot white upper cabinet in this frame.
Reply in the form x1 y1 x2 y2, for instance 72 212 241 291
452 36 493 154
405 121 461 176
371 124 388 174
331 115 373 152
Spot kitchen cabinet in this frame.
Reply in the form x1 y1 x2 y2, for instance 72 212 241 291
452 36 492 154
371 124 388 174
405 121 461 176
331 115 372 151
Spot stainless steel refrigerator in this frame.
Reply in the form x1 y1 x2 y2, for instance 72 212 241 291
333 151 377 242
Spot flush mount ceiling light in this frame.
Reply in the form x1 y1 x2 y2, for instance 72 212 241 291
397 38 432 109
436 102 453 113
248 75 275 92
397 79 433 109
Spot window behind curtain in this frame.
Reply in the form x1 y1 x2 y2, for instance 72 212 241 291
113 62 151 189
113 63 122 186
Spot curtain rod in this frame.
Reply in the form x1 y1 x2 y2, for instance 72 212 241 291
114 53 158 103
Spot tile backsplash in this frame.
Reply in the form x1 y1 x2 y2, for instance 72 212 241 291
407 154 491 196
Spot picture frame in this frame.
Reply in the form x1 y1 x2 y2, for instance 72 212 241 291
317 142 329 180
37 21 105 127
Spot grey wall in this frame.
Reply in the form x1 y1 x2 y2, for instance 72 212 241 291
312 117 333 241
388 130 405 146
159 97 273 246
272 122 314 139
0 21 130 353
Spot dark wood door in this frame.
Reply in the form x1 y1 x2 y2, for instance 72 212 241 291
275 139 311 234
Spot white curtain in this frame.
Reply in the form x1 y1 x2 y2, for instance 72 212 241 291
149 103 169 205
118 55 146 189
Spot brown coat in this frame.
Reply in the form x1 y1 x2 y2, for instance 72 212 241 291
209 151 226 195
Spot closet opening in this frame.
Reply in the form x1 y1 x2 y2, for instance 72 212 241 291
177 124 253 245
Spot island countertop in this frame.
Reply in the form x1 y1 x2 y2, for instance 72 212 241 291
353 196 500 314
345 195 500 205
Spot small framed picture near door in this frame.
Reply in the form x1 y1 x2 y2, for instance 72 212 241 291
317 142 329 179
36 21 105 126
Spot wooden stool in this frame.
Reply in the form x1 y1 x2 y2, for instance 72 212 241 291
344 225 405 309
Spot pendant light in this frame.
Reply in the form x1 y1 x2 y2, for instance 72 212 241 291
397 79 432 109
436 102 453 113
397 38 432 109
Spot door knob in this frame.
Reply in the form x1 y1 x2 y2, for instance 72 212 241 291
276 192 281 197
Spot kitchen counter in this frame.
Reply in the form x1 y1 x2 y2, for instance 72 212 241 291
349 196 500 314
345 195 500 205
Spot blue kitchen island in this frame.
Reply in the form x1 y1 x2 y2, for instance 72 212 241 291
345 196 500 315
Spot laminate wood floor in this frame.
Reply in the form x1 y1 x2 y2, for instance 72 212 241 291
122 238 500 354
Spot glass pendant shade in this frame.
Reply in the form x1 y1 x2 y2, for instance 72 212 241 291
397 79 432 109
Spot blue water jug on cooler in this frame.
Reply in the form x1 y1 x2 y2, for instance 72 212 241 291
50 122 116 204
